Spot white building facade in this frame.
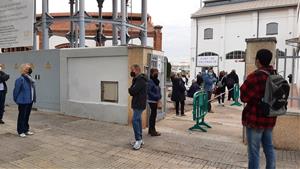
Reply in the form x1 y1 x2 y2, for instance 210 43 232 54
191 0 299 83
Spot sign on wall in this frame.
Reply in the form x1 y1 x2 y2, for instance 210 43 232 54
196 56 219 67
0 0 34 48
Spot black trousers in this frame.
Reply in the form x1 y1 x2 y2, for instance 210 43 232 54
148 103 158 133
175 101 185 115
0 91 6 120
17 103 33 134
207 91 212 112
218 91 225 104
228 87 234 101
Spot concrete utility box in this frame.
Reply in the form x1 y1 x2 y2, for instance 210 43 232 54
0 46 167 128
244 37 300 151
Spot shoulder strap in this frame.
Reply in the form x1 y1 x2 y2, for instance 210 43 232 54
258 69 270 76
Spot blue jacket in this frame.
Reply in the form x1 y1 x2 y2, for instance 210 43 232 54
202 73 217 92
147 79 161 103
13 75 34 104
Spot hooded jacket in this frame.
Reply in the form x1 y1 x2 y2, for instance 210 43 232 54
147 78 161 103
128 73 148 110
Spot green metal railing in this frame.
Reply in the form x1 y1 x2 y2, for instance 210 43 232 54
230 83 242 106
189 91 211 132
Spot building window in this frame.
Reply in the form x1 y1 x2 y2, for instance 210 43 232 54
226 51 246 60
266 22 278 35
101 81 118 103
204 28 213 40
198 52 218 56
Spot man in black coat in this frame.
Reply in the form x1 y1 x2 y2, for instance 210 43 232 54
171 73 186 116
226 69 239 101
0 65 9 124
128 64 147 150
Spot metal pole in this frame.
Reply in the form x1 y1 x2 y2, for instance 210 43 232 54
284 48 287 78
112 0 118 45
141 0 147 46
195 18 199 78
79 0 85 47
33 0 37 50
42 0 49 49
75 0 79 47
70 0 75 48
121 0 127 45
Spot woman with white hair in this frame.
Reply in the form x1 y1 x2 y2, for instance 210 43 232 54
13 63 36 138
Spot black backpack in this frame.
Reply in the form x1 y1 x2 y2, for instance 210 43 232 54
259 70 290 117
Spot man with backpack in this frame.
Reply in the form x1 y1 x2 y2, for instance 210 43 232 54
240 49 289 169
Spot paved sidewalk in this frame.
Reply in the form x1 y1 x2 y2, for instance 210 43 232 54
0 102 299 169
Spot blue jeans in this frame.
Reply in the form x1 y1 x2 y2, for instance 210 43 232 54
246 127 276 169
132 109 143 141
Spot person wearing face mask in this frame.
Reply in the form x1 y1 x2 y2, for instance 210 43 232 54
0 64 10 124
147 68 162 136
13 63 36 138
202 68 217 113
128 64 147 150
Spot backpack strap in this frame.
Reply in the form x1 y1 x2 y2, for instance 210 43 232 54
257 69 270 76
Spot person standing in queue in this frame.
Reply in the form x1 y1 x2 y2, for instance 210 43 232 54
171 73 186 116
0 64 10 124
128 64 147 150
13 64 36 138
147 68 162 136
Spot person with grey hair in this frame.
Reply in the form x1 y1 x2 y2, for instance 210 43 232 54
0 64 9 124
13 64 36 138
128 64 147 150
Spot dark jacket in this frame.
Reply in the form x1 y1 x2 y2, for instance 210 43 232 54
13 75 36 104
226 72 239 88
0 71 9 93
216 75 226 93
171 77 186 102
147 78 161 103
128 74 148 110
187 82 201 98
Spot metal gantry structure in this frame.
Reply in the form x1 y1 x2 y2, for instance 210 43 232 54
36 0 148 50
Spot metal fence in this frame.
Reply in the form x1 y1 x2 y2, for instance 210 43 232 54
276 49 300 112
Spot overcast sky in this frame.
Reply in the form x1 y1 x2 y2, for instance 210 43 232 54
36 0 201 63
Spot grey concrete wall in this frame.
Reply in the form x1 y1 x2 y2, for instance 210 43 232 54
60 47 129 124
0 50 61 111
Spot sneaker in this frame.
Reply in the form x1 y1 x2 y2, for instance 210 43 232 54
26 131 34 135
19 133 26 138
131 140 144 146
0 119 4 124
181 114 186 116
132 140 143 150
